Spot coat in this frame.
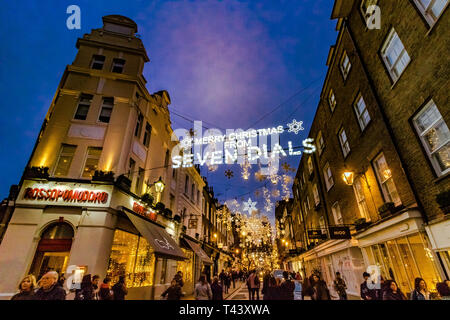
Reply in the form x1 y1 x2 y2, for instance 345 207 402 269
34 284 66 300
112 282 127 300
312 281 330 300
211 282 223 300
195 282 212 300
11 290 35 300
161 285 182 300
360 281 377 300
280 280 295 300
383 290 407 300
98 283 113 300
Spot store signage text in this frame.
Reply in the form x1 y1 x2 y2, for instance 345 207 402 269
328 226 351 240
132 202 157 221
23 187 109 204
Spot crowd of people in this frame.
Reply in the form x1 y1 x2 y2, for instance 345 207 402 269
10 268 450 301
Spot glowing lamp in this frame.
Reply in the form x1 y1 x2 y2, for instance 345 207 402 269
154 176 165 193
343 171 354 186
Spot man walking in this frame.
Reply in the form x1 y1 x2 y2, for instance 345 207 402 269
360 272 377 300
247 270 260 300
333 272 348 300
35 271 66 300
280 271 295 300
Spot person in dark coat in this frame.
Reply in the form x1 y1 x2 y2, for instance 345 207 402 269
35 271 66 300
161 279 182 300
98 278 113 300
383 280 407 300
211 276 224 300
174 271 184 288
311 274 330 300
333 272 347 300
75 274 94 300
11 275 37 300
264 276 280 300
280 271 295 300
112 276 128 300
360 272 377 300
261 272 271 299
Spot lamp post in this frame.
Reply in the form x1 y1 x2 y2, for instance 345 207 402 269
154 176 165 203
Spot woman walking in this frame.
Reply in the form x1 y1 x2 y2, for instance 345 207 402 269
383 280 407 300
11 275 37 300
411 278 430 300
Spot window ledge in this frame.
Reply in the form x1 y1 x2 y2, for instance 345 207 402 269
433 171 450 184
389 60 412 90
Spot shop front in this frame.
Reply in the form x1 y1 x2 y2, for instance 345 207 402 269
425 217 450 278
356 209 445 295
0 179 185 300
300 239 366 297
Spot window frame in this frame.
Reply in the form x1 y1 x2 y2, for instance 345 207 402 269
331 202 343 225
323 162 335 191
340 51 352 80
98 97 114 123
91 54 105 70
74 94 93 121
81 147 102 178
313 183 320 206
338 127 351 158
413 0 449 26
328 89 337 112
111 58 126 73
372 152 402 206
135 112 144 138
317 130 325 155
380 28 411 83
353 94 372 131
53 144 77 177
412 100 450 176
353 176 371 221
307 157 314 175
143 122 152 148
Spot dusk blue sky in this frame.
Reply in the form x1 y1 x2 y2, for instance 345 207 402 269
0 1 338 221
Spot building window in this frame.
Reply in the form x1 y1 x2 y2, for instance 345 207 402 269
331 202 343 225
74 94 93 120
353 177 371 221
313 183 320 206
354 94 371 131
338 127 351 158
135 112 143 138
302 172 306 187
143 123 152 148
164 149 170 167
413 0 448 25
82 147 102 178
306 195 311 210
317 131 325 155
303 202 308 216
135 168 145 195
373 153 401 206
191 184 195 200
91 55 105 70
381 29 411 82
323 162 334 191
197 190 200 206
329 90 337 112
111 58 126 73
307 157 314 175
106 229 155 288
413 100 449 176
340 51 352 80
54 144 76 177
99 97 114 123
128 158 136 180
319 216 326 231
184 175 189 195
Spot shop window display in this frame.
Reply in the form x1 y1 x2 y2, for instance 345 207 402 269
107 230 155 287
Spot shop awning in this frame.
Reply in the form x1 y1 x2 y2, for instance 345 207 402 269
124 210 186 261
183 238 213 265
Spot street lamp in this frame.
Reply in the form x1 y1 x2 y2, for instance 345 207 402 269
154 176 165 202
342 171 354 186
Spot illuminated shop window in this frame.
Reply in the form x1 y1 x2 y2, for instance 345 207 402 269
177 249 194 285
82 147 102 178
54 144 76 177
107 229 155 287
413 100 450 176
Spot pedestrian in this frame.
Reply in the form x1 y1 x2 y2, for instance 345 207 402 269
35 271 66 300
112 275 128 300
436 280 450 300
295 272 302 281
11 274 37 300
302 276 312 300
382 280 407 300
75 274 94 300
333 272 348 300
174 271 184 288
261 271 271 299
247 270 260 300
98 277 113 300
360 272 377 300
58 273 66 287
92 275 100 300
376 275 387 300
224 272 231 294
280 271 295 300
411 277 430 300
265 276 280 300
232 270 237 289
311 274 330 300
211 276 223 300
194 275 212 300
161 279 182 300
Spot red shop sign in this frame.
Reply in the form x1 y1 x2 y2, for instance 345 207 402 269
132 202 157 221
23 187 109 204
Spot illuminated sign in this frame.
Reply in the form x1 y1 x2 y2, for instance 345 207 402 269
132 202 157 222
23 187 108 203
171 120 316 169
328 226 351 240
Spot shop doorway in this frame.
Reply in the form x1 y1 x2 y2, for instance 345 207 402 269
29 222 74 281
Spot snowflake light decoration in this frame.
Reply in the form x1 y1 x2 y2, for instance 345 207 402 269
255 171 266 182
242 198 257 214
224 169 234 179
287 119 304 135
